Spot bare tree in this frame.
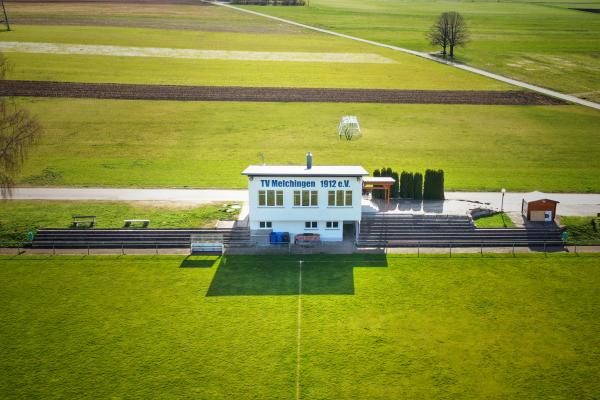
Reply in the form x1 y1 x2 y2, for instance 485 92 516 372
427 13 450 57
0 54 43 197
428 11 469 58
0 0 9 31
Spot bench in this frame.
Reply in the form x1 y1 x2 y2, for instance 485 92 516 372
190 242 224 255
294 233 321 246
71 215 96 228
124 219 150 228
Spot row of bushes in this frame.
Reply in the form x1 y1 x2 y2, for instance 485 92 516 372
229 0 306 5
371 168 445 200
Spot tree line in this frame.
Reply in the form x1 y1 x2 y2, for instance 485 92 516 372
372 168 445 200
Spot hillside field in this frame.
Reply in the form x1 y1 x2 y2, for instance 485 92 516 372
15 98 600 192
244 0 600 101
1 254 599 399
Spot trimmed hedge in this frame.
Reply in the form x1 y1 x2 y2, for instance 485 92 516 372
423 169 445 200
413 172 423 200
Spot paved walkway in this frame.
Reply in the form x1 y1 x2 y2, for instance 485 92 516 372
7 188 600 216
207 1 600 111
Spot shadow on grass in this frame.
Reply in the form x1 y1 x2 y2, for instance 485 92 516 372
180 255 220 268
206 254 388 296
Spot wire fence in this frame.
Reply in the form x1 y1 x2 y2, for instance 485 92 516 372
1 239 600 256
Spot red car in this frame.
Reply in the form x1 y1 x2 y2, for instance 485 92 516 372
294 233 321 245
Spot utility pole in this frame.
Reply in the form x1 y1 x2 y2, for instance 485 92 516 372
0 0 10 31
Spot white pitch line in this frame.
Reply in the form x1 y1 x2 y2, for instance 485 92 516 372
205 0 600 111
296 259 303 400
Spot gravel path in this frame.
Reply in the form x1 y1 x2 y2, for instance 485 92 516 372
209 1 600 111
7 188 600 216
0 80 565 104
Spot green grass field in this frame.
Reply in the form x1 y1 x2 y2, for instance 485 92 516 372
473 212 515 228
244 0 600 101
0 201 240 242
1 254 599 398
16 98 600 192
0 24 509 90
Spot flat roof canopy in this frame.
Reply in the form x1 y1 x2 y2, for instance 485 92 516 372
363 177 395 184
242 165 369 177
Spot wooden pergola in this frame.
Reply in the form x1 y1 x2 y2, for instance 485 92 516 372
363 177 396 202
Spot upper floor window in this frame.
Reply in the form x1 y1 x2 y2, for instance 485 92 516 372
294 190 318 207
258 190 283 207
328 190 353 207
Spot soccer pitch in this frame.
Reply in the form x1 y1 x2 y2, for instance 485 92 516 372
1 254 599 399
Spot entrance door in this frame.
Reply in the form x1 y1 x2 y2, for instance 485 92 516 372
343 221 356 241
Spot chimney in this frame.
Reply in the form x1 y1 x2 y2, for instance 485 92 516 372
306 152 313 169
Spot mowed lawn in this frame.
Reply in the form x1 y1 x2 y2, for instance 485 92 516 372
15 98 600 192
246 0 600 101
0 201 240 242
0 254 599 398
0 24 509 90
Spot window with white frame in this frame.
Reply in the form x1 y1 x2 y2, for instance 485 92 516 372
294 190 318 207
304 221 318 229
325 221 339 229
328 190 353 207
258 190 283 207
259 221 272 229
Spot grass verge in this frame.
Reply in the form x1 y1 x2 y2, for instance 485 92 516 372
0 201 240 242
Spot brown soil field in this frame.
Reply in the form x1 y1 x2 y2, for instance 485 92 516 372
7 0 206 4
6 1 302 33
0 80 567 105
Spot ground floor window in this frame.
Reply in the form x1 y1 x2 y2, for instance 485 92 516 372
259 221 272 229
305 221 318 229
325 221 339 229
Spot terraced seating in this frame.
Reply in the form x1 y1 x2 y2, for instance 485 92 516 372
357 214 564 248
31 228 251 249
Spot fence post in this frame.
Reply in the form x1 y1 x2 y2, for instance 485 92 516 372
543 241 547 255
87 244 90 256
16 244 20 255
417 241 420 258
53 241 56 256
122 242 125 256
574 244 577 254
480 242 483 257
155 243 158 255
512 242 515 257
449 243 452 258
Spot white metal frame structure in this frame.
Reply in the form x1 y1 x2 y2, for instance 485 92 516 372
338 116 362 141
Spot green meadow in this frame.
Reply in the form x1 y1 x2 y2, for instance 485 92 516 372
0 24 509 90
1 254 599 399
0 201 240 242
15 98 600 192
245 0 600 101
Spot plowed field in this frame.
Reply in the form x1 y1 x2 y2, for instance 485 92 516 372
0 80 566 105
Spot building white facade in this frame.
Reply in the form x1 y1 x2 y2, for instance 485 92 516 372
242 159 368 242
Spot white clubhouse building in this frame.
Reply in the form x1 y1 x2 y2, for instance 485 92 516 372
242 154 368 241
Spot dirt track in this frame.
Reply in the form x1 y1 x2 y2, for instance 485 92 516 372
0 80 566 105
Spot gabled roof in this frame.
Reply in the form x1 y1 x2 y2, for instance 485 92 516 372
242 165 368 177
523 191 560 203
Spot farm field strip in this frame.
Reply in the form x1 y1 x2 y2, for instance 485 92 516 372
211 1 600 110
0 80 564 105
0 41 396 63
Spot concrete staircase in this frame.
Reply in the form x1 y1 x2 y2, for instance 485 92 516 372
31 228 251 249
357 214 564 248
